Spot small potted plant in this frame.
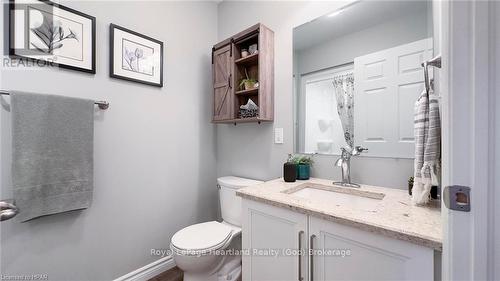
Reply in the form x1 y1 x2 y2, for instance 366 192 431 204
239 78 258 90
239 68 258 90
292 155 313 180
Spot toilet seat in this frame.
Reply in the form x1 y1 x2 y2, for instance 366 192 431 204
171 221 233 255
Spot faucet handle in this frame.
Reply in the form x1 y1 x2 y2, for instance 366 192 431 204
355 146 368 152
351 146 368 156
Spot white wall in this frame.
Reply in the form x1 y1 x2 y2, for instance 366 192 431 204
216 1 416 189
0 1 218 280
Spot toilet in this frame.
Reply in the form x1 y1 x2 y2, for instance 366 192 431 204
170 176 263 281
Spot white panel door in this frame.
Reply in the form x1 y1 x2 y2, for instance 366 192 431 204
242 199 308 281
354 38 433 158
308 216 434 281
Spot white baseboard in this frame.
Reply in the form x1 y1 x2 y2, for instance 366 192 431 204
114 255 176 281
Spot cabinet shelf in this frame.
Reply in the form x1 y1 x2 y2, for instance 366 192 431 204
235 88 258 95
212 117 272 124
235 53 259 66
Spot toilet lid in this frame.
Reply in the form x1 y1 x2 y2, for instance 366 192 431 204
171 221 232 251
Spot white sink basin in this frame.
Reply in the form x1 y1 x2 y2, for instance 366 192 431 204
283 183 385 211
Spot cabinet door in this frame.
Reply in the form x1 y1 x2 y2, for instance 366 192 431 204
212 44 233 121
309 216 434 281
242 199 308 281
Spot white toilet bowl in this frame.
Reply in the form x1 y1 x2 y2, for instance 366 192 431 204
171 221 241 281
170 176 262 281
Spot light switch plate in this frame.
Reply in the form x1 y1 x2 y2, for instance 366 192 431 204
274 128 284 144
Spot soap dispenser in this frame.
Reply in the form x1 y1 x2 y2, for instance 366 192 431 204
283 154 297 182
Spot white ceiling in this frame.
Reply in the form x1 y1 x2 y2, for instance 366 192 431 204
293 0 430 51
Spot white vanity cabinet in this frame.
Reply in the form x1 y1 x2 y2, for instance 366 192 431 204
242 199 435 281
241 199 308 281
309 216 434 281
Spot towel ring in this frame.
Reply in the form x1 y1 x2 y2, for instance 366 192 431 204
421 55 442 95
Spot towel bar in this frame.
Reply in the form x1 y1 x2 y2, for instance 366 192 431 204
0 90 109 110
0 200 18 222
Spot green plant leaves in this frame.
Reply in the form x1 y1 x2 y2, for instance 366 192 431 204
289 155 314 166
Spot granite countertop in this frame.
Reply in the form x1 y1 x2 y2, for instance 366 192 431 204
236 178 442 251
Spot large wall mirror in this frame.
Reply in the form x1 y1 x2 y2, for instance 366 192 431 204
293 0 434 158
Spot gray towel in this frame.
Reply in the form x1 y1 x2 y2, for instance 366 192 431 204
412 90 441 205
11 91 94 222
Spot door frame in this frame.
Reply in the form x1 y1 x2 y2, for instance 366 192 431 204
441 1 496 280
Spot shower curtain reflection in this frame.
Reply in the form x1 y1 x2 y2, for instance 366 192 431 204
298 65 353 155
333 73 354 148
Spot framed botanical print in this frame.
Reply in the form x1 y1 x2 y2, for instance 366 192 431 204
8 0 96 73
110 24 164 87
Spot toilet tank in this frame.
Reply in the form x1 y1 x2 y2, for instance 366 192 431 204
218 176 263 226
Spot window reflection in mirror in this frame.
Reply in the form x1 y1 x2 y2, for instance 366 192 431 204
293 0 434 158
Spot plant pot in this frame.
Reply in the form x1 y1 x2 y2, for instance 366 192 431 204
283 163 297 182
430 186 439 199
244 81 256 90
296 164 310 180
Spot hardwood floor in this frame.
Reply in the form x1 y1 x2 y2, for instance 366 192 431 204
148 266 183 281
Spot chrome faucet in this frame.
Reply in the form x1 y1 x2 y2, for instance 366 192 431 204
333 146 368 188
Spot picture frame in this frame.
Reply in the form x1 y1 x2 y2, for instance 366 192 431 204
8 0 96 74
109 24 164 87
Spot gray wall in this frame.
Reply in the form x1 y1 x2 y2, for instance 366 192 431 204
494 2 500 279
296 11 429 75
0 1 218 280
216 1 417 189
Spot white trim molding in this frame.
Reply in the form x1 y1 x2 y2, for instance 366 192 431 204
114 256 175 281
441 0 498 280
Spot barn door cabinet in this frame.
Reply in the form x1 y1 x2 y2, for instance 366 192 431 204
242 199 435 281
212 23 274 124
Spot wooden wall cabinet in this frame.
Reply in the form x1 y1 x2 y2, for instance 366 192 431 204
212 23 274 124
